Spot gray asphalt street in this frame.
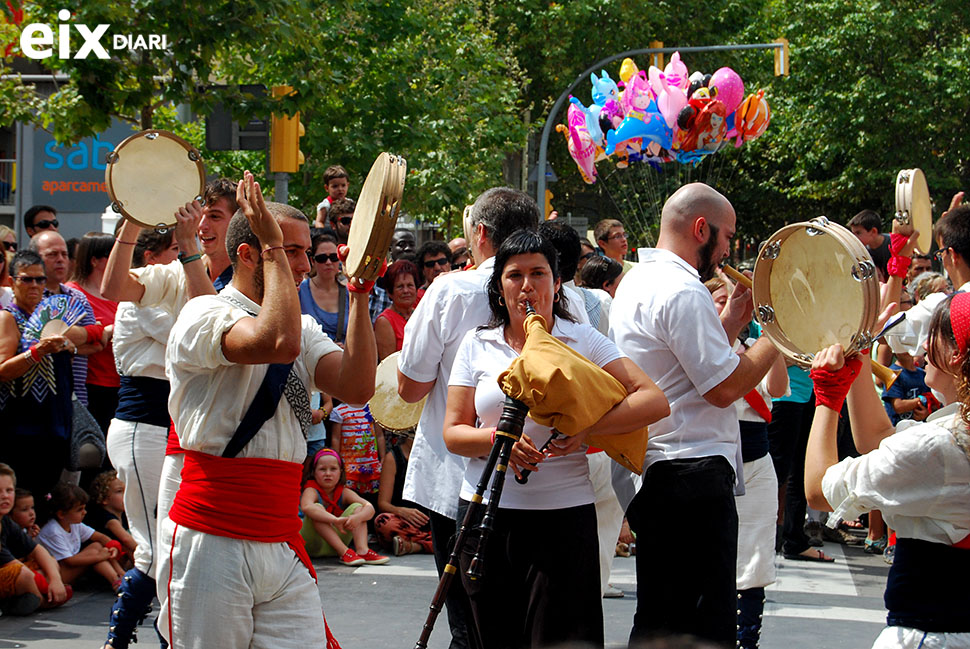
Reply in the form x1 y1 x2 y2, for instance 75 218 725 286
0 540 890 648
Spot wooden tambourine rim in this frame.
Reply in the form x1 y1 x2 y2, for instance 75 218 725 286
368 351 425 432
104 130 205 230
344 153 407 282
895 168 932 255
752 218 879 367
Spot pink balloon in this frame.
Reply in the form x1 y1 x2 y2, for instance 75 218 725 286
709 67 744 115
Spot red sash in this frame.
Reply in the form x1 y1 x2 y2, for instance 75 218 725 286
166 422 185 456
304 480 344 516
169 450 315 579
743 390 773 423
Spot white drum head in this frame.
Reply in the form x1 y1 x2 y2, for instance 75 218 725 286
895 169 932 254
105 130 205 229
754 219 878 365
368 351 425 432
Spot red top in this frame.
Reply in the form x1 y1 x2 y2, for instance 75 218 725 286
378 307 408 353
169 450 315 579
66 282 120 388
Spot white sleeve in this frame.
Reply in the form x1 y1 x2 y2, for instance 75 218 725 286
448 330 479 388
78 523 95 543
300 315 341 372
167 296 245 372
661 287 740 395
132 261 185 311
399 282 449 383
582 324 625 368
329 406 344 424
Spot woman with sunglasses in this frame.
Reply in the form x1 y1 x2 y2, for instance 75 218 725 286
299 233 350 346
0 250 91 499
374 259 421 361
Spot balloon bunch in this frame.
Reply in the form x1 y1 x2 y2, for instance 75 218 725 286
558 52 772 183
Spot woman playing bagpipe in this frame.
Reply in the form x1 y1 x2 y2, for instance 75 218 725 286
441 230 669 649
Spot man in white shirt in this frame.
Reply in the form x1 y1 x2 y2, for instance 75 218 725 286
610 183 779 645
397 187 539 649
157 173 376 649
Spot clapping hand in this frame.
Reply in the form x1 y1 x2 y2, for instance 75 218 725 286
236 171 283 248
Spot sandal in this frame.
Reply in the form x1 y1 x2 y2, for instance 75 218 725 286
864 536 887 555
783 549 835 563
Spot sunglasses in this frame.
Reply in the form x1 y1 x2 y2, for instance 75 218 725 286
934 247 950 263
2 241 15 252
423 257 450 269
15 275 47 285
451 263 464 271
580 252 596 261
337 217 353 226
314 252 340 264
33 219 59 230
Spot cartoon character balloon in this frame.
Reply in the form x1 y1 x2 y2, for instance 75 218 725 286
663 52 690 91
728 89 771 147
648 65 687 129
557 102 598 184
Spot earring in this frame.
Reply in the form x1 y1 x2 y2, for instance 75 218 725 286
554 293 560 303
498 296 506 306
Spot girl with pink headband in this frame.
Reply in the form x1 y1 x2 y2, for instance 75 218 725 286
804 291 970 649
299 447 388 566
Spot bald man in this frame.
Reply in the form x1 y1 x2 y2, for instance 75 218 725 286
610 183 779 646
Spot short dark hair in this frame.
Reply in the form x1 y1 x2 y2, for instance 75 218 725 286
594 219 623 243
485 230 574 330
132 228 176 268
10 249 44 277
384 259 421 295
467 187 540 251
226 202 309 268
847 209 882 232
417 240 452 265
323 165 349 186
329 198 356 219
204 178 239 214
71 232 114 282
580 255 623 290
23 205 56 229
48 482 88 514
538 220 582 281
311 232 338 252
936 205 970 263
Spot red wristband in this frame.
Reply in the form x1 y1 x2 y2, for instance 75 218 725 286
887 233 912 278
810 357 863 413
84 324 105 344
28 345 40 362
490 429 496 445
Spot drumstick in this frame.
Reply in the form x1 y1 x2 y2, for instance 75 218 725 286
720 266 899 389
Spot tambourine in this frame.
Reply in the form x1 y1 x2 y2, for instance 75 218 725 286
751 217 880 367
894 168 932 255
368 351 425 433
105 130 205 230
345 153 407 282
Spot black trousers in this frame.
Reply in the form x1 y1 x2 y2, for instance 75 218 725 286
457 500 603 649
628 456 738 647
766 399 815 555
429 509 478 649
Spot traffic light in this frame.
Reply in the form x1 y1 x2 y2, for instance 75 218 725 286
774 38 790 76
544 190 554 218
269 85 305 173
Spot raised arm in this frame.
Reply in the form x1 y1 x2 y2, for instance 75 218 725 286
222 172 302 365
314 278 378 405
101 220 146 302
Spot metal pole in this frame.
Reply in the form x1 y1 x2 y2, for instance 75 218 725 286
535 41 786 205
275 172 289 203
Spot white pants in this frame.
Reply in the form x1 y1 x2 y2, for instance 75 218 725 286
106 419 167 575
872 626 970 649
735 454 778 590
155 452 183 611
588 452 624 596
157 518 327 649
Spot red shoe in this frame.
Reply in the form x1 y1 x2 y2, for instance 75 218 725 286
359 549 389 565
339 549 365 566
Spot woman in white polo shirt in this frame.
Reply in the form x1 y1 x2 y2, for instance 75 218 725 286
443 230 668 648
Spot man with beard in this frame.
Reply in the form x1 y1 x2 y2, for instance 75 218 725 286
158 173 376 648
610 182 779 646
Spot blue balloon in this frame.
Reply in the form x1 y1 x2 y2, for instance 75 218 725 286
726 112 735 133
604 107 673 156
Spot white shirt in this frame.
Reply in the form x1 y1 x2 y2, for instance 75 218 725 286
886 282 970 356
822 403 970 544
165 284 341 462
449 317 623 509
38 519 94 560
113 301 176 380
610 248 741 472
399 257 496 518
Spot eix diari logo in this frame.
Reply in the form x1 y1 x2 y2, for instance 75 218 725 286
19 9 170 60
